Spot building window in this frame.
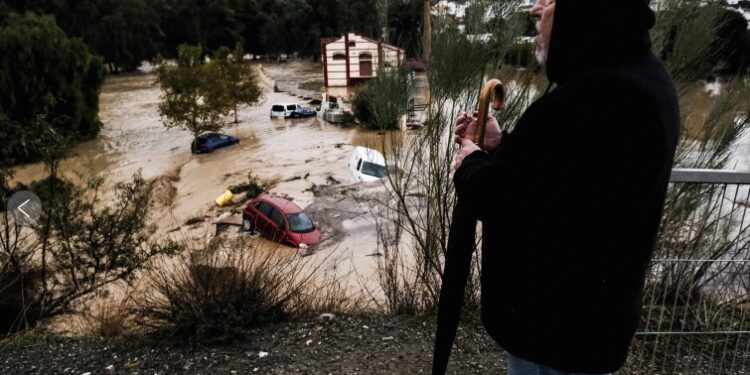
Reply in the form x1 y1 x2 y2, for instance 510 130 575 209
332 53 346 60
359 53 373 76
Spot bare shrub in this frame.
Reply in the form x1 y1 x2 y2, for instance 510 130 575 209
77 289 134 337
136 239 355 342
0 172 181 335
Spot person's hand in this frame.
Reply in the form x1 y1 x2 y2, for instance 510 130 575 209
453 136 483 170
453 111 502 153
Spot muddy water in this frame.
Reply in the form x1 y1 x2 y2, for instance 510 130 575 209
12 74 192 185
12 63 390 304
15 62 750 327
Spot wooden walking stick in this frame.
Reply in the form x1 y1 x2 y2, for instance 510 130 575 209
432 79 504 375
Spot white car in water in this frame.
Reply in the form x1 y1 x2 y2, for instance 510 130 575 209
270 103 301 118
349 146 387 182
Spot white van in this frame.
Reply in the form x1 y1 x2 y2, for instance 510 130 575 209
349 146 387 182
270 103 301 118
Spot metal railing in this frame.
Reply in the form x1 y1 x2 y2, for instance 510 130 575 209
621 169 750 374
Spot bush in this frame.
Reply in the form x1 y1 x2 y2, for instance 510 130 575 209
77 291 134 337
136 242 335 343
0 172 181 335
0 13 105 164
351 70 408 131
0 266 44 334
351 90 375 129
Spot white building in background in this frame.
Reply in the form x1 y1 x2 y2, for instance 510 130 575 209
321 33 405 87
432 0 468 19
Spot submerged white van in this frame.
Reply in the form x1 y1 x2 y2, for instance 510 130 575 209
270 103 301 118
349 146 387 182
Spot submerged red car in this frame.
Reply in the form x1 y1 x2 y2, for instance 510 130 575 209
242 195 321 247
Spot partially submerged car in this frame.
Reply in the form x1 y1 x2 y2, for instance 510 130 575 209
349 146 387 182
270 103 302 118
191 133 239 154
242 195 322 248
289 107 316 118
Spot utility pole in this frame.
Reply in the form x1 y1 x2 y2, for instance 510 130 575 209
423 0 431 65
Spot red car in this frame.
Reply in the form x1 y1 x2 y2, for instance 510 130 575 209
242 195 321 247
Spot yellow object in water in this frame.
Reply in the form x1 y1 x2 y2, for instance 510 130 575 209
215 190 234 207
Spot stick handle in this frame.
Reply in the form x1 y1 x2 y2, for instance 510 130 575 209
475 79 505 146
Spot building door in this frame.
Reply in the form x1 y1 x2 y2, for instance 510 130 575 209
359 53 373 76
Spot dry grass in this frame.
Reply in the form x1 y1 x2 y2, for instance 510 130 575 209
134 238 361 342
77 289 135 337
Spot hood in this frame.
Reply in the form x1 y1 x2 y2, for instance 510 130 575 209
296 230 321 246
546 0 656 85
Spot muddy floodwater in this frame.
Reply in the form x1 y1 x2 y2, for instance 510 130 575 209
10 62 750 329
12 62 391 303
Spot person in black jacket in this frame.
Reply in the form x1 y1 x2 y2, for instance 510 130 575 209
451 0 680 373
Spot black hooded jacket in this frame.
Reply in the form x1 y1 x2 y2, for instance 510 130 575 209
453 0 679 373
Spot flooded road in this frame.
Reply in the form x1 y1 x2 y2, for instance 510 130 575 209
11 62 387 296
11 62 750 320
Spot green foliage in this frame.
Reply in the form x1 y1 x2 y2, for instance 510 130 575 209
653 0 750 83
87 0 161 73
387 0 423 58
0 172 181 334
713 8 750 75
153 0 380 58
351 69 408 131
154 0 243 56
0 12 104 163
213 44 262 123
0 0 161 72
1 0 391 62
351 91 374 129
156 44 233 139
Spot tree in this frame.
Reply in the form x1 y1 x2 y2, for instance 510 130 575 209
156 0 244 57
0 12 105 164
87 0 161 73
351 69 408 130
214 44 262 123
156 44 233 141
341 0 381 40
712 7 750 74
388 0 423 58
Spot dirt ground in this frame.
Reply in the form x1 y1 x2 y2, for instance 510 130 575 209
0 316 507 375
2 314 745 375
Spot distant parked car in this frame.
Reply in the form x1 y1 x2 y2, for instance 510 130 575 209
270 103 302 118
242 195 322 247
349 146 387 182
289 107 316 118
191 133 239 154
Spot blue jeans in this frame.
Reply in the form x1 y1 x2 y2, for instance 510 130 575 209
507 353 610 375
